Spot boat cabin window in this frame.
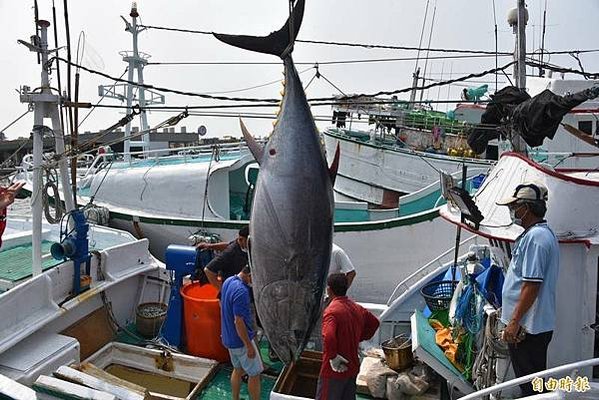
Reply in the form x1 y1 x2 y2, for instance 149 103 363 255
578 120 593 135
485 144 499 161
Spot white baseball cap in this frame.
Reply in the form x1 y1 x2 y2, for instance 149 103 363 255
496 182 548 206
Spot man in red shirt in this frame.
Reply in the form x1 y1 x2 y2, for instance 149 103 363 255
0 182 24 248
316 273 380 400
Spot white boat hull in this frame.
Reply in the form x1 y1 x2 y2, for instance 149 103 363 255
323 129 492 204
107 208 459 304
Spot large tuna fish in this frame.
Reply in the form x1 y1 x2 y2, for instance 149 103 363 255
214 0 340 363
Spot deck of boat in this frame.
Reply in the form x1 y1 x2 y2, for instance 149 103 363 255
0 241 62 287
116 325 375 400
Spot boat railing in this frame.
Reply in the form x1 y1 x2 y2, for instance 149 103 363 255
82 141 250 177
386 234 481 306
459 357 599 400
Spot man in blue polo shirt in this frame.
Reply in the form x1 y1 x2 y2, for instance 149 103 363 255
497 181 559 397
221 265 263 400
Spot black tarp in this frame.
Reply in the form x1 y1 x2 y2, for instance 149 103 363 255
467 85 599 153
467 86 530 154
512 88 597 147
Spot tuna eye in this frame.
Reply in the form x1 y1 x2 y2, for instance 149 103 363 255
269 149 277 156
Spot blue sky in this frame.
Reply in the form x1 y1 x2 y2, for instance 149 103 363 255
1 0 598 140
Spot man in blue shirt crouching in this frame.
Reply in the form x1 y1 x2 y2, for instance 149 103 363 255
221 265 263 400
497 181 559 397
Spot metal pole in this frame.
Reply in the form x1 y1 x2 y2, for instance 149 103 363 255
124 59 135 162
409 68 420 109
516 0 527 89
31 123 43 277
136 66 150 153
70 70 80 207
451 163 468 282
131 12 150 155
512 0 528 153
39 20 75 213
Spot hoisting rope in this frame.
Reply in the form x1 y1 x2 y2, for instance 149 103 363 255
42 166 63 224
200 145 221 228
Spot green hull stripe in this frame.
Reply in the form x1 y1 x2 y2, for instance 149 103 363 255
109 209 440 232
22 188 441 234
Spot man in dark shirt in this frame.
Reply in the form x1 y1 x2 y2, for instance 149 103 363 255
317 273 380 400
199 226 249 293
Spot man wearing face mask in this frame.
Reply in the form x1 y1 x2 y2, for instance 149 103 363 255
496 182 559 397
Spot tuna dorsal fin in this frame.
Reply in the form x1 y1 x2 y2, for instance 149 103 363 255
213 0 305 59
239 118 264 164
328 143 340 185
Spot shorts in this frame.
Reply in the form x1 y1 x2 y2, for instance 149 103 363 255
228 341 264 377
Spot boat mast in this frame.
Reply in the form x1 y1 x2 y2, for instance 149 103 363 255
515 0 527 89
19 20 76 275
98 2 164 161
408 68 420 107
508 0 529 153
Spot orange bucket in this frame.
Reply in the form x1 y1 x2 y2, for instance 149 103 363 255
181 282 229 362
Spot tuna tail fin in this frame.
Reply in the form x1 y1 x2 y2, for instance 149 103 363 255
239 118 265 163
328 143 340 185
213 0 305 59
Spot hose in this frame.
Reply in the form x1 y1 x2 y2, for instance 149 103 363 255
43 176 63 224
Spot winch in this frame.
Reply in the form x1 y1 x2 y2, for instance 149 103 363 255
50 209 91 295
161 245 213 347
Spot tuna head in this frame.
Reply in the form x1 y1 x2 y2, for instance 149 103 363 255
214 0 336 363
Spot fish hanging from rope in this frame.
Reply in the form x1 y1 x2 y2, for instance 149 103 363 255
214 0 340 364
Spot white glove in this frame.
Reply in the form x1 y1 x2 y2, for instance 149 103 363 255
329 354 349 373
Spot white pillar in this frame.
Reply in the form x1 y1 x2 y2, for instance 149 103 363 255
124 61 135 162
31 122 44 277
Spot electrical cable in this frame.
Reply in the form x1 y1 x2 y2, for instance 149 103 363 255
78 68 129 128
309 62 516 101
139 24 599 56
569 53 589 80
0 139 32 169
89 98 491 110
0 109 33 136
52 56 515 103
203 66 313 95
492 0 498 92
419 0 437 103
526 60 599 79
148 53 512 67
63 0 74 149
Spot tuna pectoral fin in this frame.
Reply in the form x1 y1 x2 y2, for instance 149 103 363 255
239 118 264 163
328 143 340 185
213 0 305 59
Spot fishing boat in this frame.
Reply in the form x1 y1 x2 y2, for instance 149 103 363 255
17 143 478 304
10 0 487 305
358 151 599 399
7 155 599 400
0 17 220 400
323 78 599 207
